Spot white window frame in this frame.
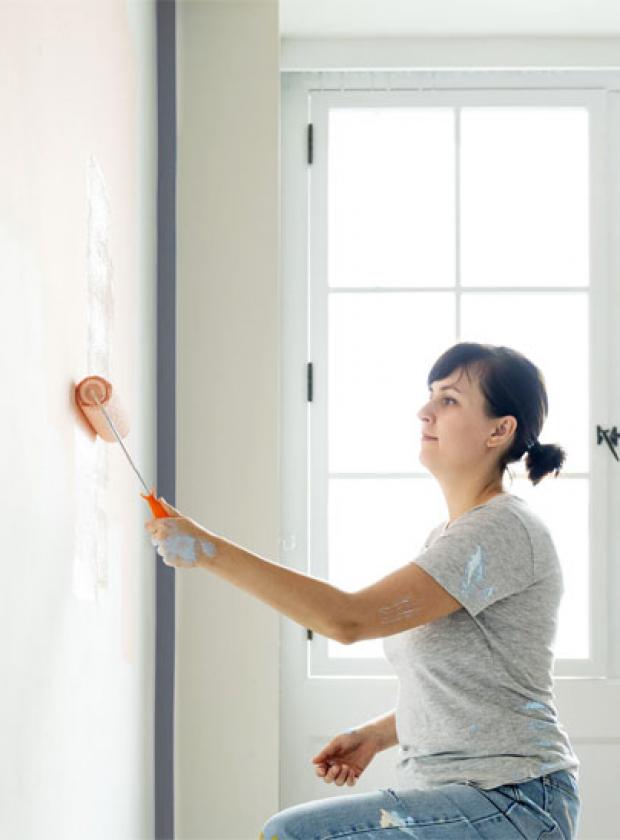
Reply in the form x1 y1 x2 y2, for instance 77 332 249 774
280 69 620 684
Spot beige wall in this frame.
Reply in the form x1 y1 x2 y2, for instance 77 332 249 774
176 2 281 837
0 1 157 838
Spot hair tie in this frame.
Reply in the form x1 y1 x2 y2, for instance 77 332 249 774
527 439 540 452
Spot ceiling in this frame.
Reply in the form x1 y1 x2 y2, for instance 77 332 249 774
280 0 620 38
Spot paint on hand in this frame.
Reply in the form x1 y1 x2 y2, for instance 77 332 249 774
378 596 424 625
157 520 217 566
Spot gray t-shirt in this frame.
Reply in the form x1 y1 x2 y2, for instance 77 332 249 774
382 492 580 791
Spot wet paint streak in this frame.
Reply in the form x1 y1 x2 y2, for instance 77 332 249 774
86 155 114 375
73 154 114 602
527 718 550 727
524 700 550 713
460 544 495 607
378 596 425 625
523 701 561 770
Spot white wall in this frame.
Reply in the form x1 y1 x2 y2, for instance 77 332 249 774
281 35 620 71
0 1 158 837
176 2 281 838
279 0 620 38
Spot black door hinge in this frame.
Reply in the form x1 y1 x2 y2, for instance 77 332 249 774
307 362 313 402
307 123 313 165
597 425 620 461
307 628 313 640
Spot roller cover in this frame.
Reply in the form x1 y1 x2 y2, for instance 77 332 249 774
75 375 130 442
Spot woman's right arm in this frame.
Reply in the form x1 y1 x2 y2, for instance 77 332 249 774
355 708 398 751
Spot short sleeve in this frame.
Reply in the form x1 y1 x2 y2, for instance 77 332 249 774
413 507 534 617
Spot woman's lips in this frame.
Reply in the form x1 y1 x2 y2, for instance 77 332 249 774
421 434 437 441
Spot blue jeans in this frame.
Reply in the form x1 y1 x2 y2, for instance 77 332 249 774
260 769 580 839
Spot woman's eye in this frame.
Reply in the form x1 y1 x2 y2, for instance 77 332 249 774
426 394 457 405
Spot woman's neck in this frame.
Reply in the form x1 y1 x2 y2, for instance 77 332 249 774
443 487 507 530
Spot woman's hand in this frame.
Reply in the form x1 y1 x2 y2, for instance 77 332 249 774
145 496 218 569
311 728 382 787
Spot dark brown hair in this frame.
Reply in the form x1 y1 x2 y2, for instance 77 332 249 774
427 342 566 486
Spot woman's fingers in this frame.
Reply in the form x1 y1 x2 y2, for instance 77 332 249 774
336 765 350 785
321 763 348 785
314 760 357 786
159 497 181 516
326 764 340 781
322 763 339 782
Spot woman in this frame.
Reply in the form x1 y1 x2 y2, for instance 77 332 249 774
147 341 581 839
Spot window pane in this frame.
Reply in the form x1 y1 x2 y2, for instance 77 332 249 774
328 292 455 473
328 108 455 288
460 291 589 474
461 108 589 287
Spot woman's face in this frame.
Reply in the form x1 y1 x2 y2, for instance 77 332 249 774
416 368 510 474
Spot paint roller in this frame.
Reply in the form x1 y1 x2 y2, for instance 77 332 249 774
74 375 169 519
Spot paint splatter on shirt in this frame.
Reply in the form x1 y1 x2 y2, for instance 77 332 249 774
382 492 580 791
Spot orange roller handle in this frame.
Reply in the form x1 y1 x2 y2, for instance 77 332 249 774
141 490 170 519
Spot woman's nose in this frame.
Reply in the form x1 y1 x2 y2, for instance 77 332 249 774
417 402 432 420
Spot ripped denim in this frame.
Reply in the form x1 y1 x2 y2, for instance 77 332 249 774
259 768 580 839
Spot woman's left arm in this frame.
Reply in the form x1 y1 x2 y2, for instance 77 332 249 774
146 498 354 644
